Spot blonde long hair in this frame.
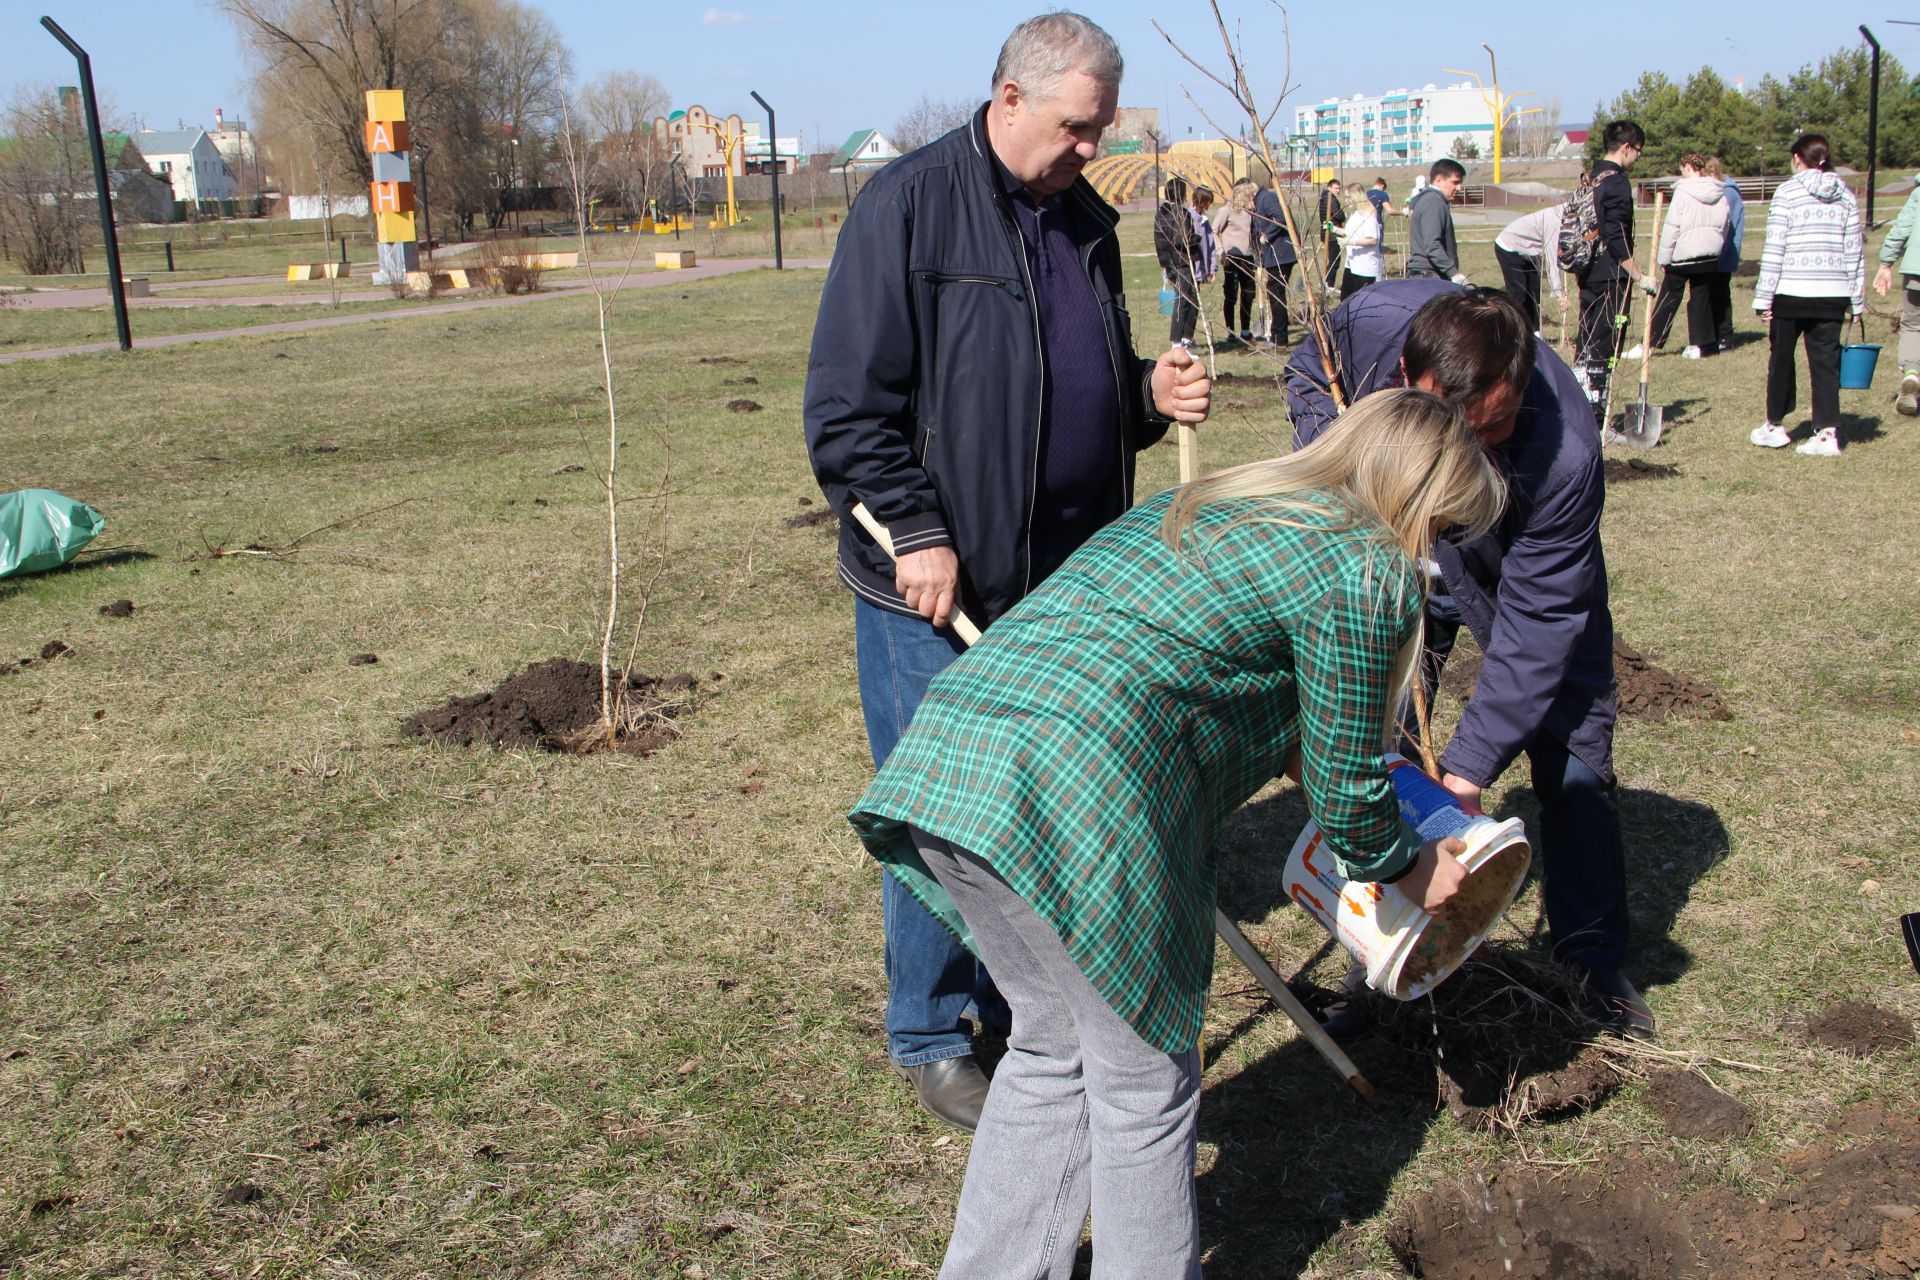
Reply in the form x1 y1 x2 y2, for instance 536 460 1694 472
1160 387 1507 737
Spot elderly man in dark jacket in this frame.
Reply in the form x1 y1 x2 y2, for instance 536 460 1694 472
1286 279 1653 1040
804 11 1211 1133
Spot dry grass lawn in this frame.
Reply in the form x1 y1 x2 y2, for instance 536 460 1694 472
0 206 1915 1278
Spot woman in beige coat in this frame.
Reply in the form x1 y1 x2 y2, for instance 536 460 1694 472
1630 153 1732 358
1212 179 1260 343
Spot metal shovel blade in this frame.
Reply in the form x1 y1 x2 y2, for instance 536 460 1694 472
1619 384 1664 448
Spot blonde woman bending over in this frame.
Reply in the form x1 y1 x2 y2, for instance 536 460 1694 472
852 387 1505 1279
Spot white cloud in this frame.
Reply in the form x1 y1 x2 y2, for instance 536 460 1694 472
703 8 749 24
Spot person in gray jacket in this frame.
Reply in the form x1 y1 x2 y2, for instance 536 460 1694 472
1407 158 1465 280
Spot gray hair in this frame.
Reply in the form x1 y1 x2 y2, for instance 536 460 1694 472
991 12 1124 102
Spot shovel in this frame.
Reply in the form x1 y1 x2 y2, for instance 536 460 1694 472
849 500 1380 1106
1618 191 1667 448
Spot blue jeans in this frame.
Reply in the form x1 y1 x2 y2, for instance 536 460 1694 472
855 598 1009 1064
1424 599 1628 974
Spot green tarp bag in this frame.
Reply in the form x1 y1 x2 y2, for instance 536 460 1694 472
0 489 106 580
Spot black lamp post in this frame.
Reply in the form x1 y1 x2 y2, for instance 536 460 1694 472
1861 25 1881 227
40 15 130 351
750 90 782 270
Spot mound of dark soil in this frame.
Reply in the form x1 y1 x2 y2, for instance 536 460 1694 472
697 355 744 365
1805 1000 1914 1056
99 598 134 617
0 640 73 677
1389 1163 1698 1279
1390 1104 1920 1279
1439 635 1731 721
726 399 763 413
722 376 758 386
1645 1067 1753 1140
785 509 837 529
403 658 696 756
1605 457 1680 484
1613 637 1732 721
1374 947 1624 1130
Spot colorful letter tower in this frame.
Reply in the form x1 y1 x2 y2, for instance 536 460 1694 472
365 90 420 284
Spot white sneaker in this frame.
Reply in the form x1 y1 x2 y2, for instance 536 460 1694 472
1682 345 1703 359
1795 427 1842 456
1749 422 1793 448
1623 343 1645 360
1897 370 1920 416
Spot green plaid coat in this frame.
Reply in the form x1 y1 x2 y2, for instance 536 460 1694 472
850 488 1425 1054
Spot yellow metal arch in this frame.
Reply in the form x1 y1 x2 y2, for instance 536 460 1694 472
1084 153 1237 206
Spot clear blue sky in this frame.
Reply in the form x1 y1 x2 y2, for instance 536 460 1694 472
3 2 1910 154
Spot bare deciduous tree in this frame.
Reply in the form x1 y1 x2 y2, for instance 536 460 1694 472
577 70 671 219
890 94 976 153
0 86 111 275
226 0 571 235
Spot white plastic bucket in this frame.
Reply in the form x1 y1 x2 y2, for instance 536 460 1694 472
1281 754 1531 1001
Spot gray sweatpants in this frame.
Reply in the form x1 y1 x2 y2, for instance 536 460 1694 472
911 829 1203 1280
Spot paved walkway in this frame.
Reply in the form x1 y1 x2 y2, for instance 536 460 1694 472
0 257 826 365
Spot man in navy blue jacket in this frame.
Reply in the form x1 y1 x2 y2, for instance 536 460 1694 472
1253 177 1299 345
1286 280 1653 1039
804 12 1212 1132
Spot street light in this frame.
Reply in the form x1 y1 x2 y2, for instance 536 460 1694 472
1443 44 1540 184
509 136 520 230
40 16 130 351
750 90 782 270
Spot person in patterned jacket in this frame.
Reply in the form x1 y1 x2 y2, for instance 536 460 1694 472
851 387 1500 1278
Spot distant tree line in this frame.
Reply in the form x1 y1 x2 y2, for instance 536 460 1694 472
1584 44 1920 176
221 0 679 239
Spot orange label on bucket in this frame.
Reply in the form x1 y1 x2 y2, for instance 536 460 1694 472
1290 883 1326 914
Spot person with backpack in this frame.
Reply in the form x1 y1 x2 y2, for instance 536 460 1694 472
1155 176 1202 346
1750 134 1865 457
1568 121 1655 413
1626 154 1731 359
1872 172 1920 417
1407 159 1465 280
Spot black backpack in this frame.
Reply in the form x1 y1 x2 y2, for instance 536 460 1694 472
1557 172 1604 274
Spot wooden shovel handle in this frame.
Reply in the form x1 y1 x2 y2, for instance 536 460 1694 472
848 502 983 646
1639 192 1666 376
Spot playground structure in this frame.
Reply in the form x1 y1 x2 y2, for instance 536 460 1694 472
1083 150 1237 207
1442 44 1540 184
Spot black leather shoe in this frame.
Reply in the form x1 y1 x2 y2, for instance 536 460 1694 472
890 1055 990 1133
1584 969 1656 1041
1316 959 1377 1045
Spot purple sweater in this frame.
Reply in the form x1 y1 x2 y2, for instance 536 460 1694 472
994 154 1125 579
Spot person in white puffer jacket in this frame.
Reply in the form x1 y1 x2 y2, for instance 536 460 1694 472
1751 134 1865 457
1632 155 1731 358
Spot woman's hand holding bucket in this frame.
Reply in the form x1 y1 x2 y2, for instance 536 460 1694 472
1396 836 1470 913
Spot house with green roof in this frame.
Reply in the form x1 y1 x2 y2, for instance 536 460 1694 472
830 129 900 172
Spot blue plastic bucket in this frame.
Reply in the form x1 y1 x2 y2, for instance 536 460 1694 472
1840 341 1882 390
1157 286 1176 316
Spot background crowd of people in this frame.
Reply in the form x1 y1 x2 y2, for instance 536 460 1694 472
1153 119 1905 459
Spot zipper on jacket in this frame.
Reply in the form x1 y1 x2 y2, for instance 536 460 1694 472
1012 224 1045 597
922 271 1022 293
1078 226 1133 508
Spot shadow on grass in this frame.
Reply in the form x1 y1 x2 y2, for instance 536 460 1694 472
1189 774 1729 1274
0 547 156 603
1493 782 1728 989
